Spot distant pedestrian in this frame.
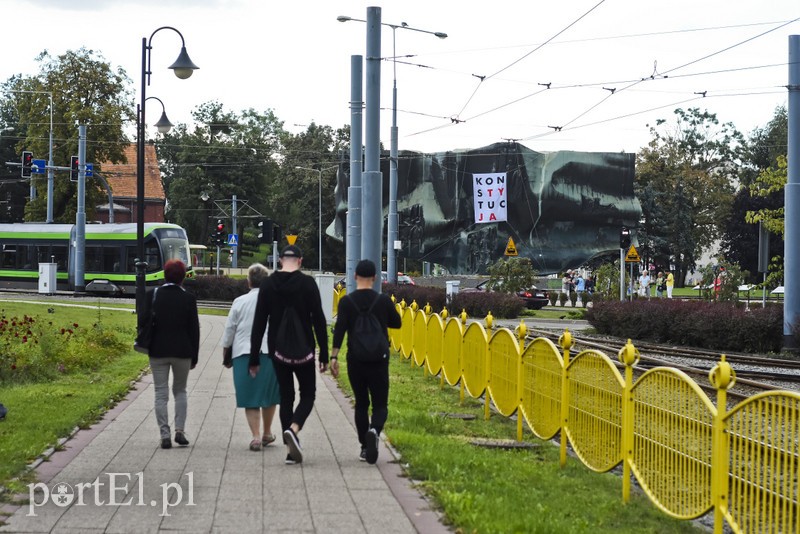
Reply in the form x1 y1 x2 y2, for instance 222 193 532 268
222 263 279 452
330 260 402 464
140 260 200 449
249 245 330 465
666 270 675 298
655 272 666 298
639 271 651 298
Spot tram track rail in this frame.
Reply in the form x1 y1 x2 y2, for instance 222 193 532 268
525 327 800 403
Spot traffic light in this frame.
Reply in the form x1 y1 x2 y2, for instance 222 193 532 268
272 223 281 243
70 156 79 181
257 219 273 243
620 226 631 249
214 220 226 246
21 151 33 178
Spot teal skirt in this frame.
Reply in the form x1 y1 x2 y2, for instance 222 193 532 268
232 354 281 408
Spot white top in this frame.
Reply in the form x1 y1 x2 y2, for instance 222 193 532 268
222 288 268 358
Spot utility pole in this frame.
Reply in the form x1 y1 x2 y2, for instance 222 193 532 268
785 34 799 350
74 125 87 293
363 6 382 291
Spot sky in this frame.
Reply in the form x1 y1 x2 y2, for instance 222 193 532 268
2 0 799 155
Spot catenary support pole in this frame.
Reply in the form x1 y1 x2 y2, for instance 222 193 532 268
620 248 625 301
363 6 382 291
346 55 363 292
784 34 800 350
75 125 87 293
232 194 238 268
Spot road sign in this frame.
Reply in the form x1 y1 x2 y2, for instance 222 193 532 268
286 234 297 245
625 244 640 263
85 163 93 177
504 236 518 256
227 233 238 246
32 159 46 175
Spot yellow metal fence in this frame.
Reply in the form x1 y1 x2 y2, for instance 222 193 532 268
388 302 800 534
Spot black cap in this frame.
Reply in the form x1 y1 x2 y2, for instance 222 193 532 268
280 245 302 258
355 259 377 278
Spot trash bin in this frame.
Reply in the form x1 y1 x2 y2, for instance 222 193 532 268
315 273 336 323
38 262 57 294
445 280 460 305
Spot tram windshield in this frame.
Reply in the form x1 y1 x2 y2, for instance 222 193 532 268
155 228 191 269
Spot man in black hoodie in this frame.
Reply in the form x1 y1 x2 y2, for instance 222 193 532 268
249 245 330 464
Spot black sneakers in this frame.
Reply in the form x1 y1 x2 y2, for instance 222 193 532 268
283 428 303 464
174 431 189 446
285 454 298 465
365 428 379 464
160 437 172 449
359 448 367 462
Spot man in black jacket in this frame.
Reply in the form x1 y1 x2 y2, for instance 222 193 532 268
249 246 329 465
331 259 401 464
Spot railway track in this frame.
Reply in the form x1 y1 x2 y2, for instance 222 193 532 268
525 327 800 402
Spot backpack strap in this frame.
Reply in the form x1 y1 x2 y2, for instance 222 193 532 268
365 292 381 314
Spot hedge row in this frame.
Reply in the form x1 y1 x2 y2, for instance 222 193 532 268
585 300 784 354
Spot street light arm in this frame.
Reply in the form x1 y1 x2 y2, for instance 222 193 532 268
144 26 198 86
337 15 447 38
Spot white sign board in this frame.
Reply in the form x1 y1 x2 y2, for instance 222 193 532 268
473 172 507 223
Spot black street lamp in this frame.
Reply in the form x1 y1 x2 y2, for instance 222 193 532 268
136 27 198 317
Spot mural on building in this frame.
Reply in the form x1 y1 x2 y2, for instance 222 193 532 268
331 142 641 274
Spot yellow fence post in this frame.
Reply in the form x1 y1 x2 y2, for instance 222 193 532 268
709 356 734 534
618 339 639 503
558 329 574 468
516 320 527 442
459 310 467 404
484 312 493 421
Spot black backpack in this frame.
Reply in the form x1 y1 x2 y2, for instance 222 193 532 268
274 305 314 362
349 293 389 362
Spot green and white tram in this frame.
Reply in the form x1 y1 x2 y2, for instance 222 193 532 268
0 223 193 294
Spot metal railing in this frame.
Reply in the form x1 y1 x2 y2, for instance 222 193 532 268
387 299 800 534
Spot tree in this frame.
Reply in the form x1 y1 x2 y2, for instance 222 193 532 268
270 122 348 273
0 48 134 222
635 108 740 286
486 257 536 292
720 106 786 284
158 102 284 254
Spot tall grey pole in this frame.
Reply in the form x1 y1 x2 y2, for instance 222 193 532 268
619 249 625 301
784 34 800 350
346 54 363 292
387 28 399 285
232 194 238 269
75 125 87 293
363 6 382 291
46 93 54 223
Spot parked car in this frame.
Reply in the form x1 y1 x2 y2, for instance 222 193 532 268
462 280 549 310
382 271 415 285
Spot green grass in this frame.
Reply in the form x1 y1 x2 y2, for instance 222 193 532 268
335 348 701 533
0 301 147 497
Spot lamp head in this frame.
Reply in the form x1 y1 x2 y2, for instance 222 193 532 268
434 32 448 39
169 46 199 80
336 16 352 22
200 191 209 202
154 110 174 134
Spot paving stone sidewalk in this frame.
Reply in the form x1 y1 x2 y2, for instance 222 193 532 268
1 315 448 533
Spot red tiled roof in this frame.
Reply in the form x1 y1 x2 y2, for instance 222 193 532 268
99 143 164 201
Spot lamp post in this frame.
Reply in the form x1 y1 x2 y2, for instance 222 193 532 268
337 15 446 284
296 165 338 273
136 27 198 317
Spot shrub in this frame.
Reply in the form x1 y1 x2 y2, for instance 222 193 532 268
449 291 524 319
558 292 568 307
383 284 446 311
569 291 578 307
586 300 783 353
185 275 248 301
582 292 592 308
549 292 558 306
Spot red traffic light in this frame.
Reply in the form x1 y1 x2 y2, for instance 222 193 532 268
216 222 225 232
21 151 33 178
